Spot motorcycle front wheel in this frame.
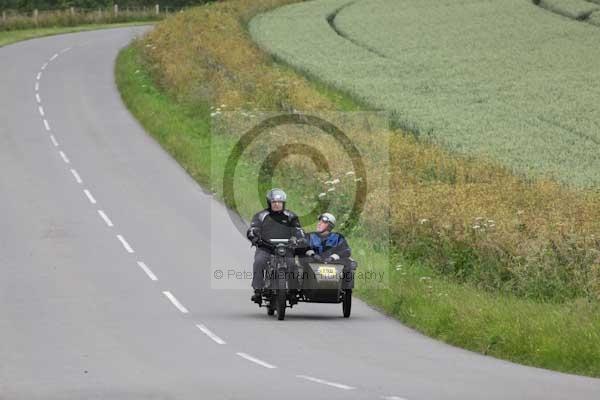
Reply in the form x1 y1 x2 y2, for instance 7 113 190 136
276 289 286 320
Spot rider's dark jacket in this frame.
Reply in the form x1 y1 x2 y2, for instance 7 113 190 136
308 232 351 259
247 209 306 252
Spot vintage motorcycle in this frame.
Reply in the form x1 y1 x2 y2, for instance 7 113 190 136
257 237 354 320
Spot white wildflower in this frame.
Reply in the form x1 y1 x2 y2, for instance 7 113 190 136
331 178 340 185
346 171 355 176
318 192 327 198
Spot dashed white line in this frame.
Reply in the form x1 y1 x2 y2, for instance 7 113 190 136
36 72 42 80
60 47 72 53
196 324 226 345
381 397 408 400
117 234 135 253
41 62 48 70
49 135 59 147
83 189 97 204
50 53 58 61
97 210 114 227
36 93 41 103
43 119 50 131
162 291 188 313
137 261 158 281
70 168 82 184
35 82 39 91
296 375 355 390
58 150 69 164
236 353 277 369
38 106 45 117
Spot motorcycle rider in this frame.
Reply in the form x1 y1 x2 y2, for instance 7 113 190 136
246 188 306 303
305 213 357 289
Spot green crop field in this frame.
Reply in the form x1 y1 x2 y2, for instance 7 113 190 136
249 0 600 187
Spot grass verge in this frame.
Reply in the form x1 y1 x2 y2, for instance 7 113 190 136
0 21 153 48
116 40 600 377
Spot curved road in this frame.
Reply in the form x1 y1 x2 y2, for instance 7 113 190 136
0 27 598 400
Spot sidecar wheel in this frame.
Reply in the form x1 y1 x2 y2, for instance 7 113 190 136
342 289 352 318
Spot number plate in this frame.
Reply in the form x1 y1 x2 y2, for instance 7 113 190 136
318 266 337 278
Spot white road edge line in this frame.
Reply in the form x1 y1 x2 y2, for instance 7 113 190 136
83 189 97 204
36 93 41 103
195 324 226 345
35 82 39 91
38 106 45 117
236 353 276 369
381 396 408 400
162 291 189 313
50 53 58 61
296 375 355 390
41 62 48 70
116 234 135 253
70 169 82 184
97 210 114 227
36 72 42 80
50 135 59 147
59 150 70 164
43 119 50 131
137 261 158 281
60 47 72 53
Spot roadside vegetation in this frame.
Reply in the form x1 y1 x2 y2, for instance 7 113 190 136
0 1 212 31
115 0 600 376
0 21 151 47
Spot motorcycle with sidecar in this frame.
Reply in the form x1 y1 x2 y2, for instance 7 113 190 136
256 238 355 320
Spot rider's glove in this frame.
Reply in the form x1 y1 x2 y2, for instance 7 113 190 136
305 250 315 257
247 227 260 245
296 237 309 248
330 254 340 261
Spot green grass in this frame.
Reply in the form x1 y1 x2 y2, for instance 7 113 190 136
116 43 600 377
0 21 154 48
249 0 600 187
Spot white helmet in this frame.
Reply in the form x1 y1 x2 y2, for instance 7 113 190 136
318 212 336 229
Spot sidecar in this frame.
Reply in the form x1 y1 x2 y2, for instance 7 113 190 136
298 260 354 318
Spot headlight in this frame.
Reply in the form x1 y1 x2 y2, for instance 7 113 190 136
276 246 286 256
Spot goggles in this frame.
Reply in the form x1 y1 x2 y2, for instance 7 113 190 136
318 214 332 223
